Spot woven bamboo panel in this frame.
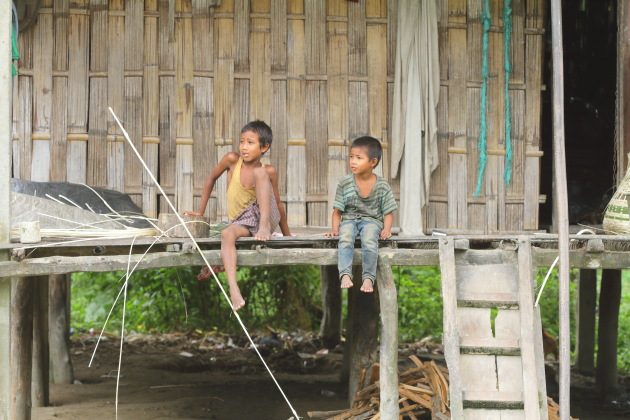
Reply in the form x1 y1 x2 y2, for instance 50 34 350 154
431 0 545 233
11 0 544 232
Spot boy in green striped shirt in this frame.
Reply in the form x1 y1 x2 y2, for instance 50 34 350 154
325 136 397 292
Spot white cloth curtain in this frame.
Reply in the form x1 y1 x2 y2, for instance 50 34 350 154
391 0 440 236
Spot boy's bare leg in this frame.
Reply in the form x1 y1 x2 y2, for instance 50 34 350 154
220 224 251 311
340 274 353 289
253 167 271 240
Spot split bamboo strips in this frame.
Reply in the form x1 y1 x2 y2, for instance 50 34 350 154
31 11 53 182
10 0 544 232
286 8 307 226
107 1 125 192
142 0 160 219
175 1 195 212
66 0 89 184
326 2 349 218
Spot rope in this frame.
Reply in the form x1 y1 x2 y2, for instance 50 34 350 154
503 0 513 186
474 0 491 198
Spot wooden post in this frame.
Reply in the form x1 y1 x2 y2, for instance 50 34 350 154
576 269 597 375
11 278 34 420
344 265 379 405
31 276 49 407
320 266 342 349
376 257 399 419
619 0 630 174
49 274 73 384
550 0 571 417
438 238 463 418
1 0 14 417
596 269 621 394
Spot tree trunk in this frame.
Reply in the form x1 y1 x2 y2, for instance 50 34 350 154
49 274 73 384
320 266 342 349
343 265 379 405
11 277 34 420
596 269 621 394
31 276 49 407
576 269 597 375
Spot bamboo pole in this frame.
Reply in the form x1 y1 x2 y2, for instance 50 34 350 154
550 0 571 418
0 0 13 418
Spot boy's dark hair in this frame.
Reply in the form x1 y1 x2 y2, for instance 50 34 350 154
351 136 382 165
241 120 273 148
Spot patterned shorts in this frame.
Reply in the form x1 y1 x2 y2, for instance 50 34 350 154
229 186 281 236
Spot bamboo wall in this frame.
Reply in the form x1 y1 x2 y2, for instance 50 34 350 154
11 0 545 232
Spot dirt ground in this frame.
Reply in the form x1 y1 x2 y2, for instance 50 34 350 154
31 332 630 420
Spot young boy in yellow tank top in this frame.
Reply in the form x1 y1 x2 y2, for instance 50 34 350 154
183 121 291 311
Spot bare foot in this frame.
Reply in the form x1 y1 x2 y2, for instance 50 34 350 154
230 290 246 311
340 274 353 289
254 225 271 241
360 278 374 293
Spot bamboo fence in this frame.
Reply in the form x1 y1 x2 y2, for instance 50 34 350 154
12 0 545 232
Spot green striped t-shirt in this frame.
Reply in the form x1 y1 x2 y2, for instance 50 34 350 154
333 174 397 228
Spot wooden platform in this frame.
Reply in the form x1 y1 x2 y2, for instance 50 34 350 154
1 232 629 420
1 232 630 277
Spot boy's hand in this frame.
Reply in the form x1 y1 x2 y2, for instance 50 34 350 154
324 231 338 237
182 211 203 216
379 229 392 240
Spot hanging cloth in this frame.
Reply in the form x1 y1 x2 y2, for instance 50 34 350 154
390 0 440 236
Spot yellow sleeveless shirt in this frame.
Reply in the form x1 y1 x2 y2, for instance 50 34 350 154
227 157 263 220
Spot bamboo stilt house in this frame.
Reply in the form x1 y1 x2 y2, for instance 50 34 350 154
11 0 546 233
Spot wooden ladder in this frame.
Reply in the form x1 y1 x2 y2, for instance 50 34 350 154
439 236 549 420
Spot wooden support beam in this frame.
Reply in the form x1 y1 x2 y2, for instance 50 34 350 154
1 0 13 417
345 266 378 406
0 277 10 419
31 276 49 407
319 265 342 349
0 248 442 277
438 238 462 418
596 269 621 394
576 269 597 375
377 257 399 419
49 274 73 384
11 278 34 420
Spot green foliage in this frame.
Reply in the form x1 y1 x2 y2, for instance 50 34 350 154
616 272 630 372
534 267 578 349
71 263 630 374
236 265 322 331
395 266 443 342
71 265 322 334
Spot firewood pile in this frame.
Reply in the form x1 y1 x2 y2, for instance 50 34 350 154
547 397 578 420
308 355 576 420
308 355 450 419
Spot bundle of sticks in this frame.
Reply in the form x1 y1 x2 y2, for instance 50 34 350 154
547 397 578 420
308 355 450 420
308 356 575 420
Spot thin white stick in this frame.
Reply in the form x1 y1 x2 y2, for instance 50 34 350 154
81 183 133 224
109 107 301 420
58 194 83 210
534 228 595 307
45 194 67 205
